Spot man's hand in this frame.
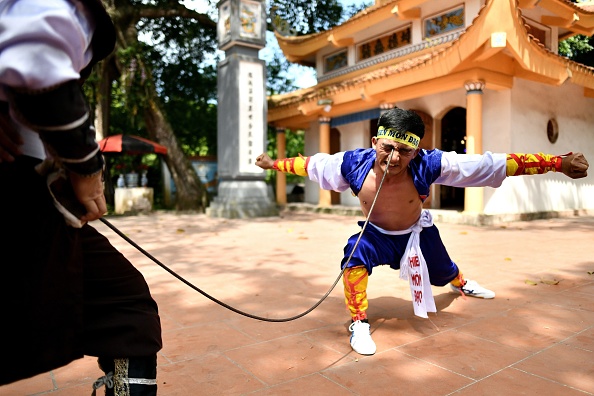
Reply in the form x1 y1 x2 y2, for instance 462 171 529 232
0 109 23 162
255 153 275 170
70 172 107 222
561 152 589 179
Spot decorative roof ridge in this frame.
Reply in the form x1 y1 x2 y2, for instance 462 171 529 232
270 50 442 108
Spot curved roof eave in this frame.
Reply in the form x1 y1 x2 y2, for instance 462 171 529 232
522 0 594 33
509 2 594 86
274 0 398 62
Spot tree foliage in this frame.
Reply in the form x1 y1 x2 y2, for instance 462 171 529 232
122 0 219 157
265 49 297 96
559 35 594 67
269 0 344 36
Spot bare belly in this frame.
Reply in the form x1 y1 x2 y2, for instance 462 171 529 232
359 188 423 230
364 204 423 231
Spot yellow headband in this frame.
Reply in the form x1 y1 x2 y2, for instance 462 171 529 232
377 126 420 148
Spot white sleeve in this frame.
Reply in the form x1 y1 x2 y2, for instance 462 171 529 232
434 151 508 188
0 0 94 94
307 152 351 192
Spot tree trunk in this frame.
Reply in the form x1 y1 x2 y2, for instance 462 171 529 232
94 56 116 140
95 55 120 205
143 94 208 211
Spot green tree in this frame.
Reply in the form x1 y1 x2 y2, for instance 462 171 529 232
559 34 594 67
90 0 361 210
90 0 217 211
269 0 344 36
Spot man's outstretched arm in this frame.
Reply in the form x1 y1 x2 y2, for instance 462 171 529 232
256 152 351 192
506 152 588 179
256 153 309 176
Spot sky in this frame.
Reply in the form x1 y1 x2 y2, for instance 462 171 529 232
181 0 369 89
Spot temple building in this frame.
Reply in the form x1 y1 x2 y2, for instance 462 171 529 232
267 0 594 223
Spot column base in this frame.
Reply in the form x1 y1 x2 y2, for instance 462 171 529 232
206 180 279 219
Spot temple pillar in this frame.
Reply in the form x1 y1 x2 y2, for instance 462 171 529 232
276 126 287 206
464 80 485 213
318 117 332 207
207 0 277 218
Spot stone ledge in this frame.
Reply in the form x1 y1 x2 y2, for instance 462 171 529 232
283 203 594 226
114 187 154 215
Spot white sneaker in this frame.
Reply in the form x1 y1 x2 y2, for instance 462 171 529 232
348 320 377 355
450 279 495 299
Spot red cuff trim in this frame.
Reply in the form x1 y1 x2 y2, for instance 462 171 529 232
553 157 562 172
554 152 572 172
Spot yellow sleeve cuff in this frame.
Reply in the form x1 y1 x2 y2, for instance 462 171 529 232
272 155 309 176
506 153 562 176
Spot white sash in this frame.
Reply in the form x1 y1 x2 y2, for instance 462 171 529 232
398 210 436 318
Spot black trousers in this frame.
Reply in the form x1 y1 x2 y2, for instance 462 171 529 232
0 157 162 385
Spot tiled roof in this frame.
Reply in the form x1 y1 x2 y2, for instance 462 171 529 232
271 52 438 108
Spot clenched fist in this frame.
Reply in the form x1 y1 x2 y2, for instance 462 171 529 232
255 153 275 170
561 152 589 179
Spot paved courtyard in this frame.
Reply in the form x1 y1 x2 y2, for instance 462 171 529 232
1 210 593 395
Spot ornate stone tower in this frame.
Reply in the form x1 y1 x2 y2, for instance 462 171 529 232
207 0 278 218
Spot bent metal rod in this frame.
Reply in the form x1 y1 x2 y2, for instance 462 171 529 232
100 150 395 323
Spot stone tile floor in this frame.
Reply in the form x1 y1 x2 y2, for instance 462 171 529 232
1 211 593 395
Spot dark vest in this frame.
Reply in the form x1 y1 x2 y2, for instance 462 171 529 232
340 147 445 202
